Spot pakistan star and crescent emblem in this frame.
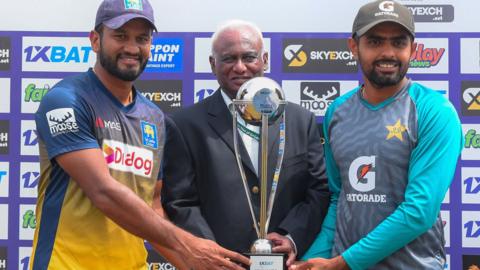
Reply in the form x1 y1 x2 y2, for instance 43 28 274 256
386 119 407 141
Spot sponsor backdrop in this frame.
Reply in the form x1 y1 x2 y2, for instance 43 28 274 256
0 0 479 269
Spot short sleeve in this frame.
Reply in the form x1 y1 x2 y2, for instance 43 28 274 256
35 86 99 159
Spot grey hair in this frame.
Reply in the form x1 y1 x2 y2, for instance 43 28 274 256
210 19 265 57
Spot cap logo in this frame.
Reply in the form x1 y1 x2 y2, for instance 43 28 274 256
375 0 399 18
124 0 143 10
379 1 394 12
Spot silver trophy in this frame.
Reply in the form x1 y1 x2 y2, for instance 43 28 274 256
231 77 287 270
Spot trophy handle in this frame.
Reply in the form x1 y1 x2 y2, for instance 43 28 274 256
232 108 261 238
264 113 286 233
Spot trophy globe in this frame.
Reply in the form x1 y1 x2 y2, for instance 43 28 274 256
234 77 286 126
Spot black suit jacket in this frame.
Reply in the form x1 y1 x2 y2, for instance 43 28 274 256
162 90 330 256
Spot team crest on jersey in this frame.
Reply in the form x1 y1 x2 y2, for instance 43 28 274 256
141 121 158 149
386 119 407 141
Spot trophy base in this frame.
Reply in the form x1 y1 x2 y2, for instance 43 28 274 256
244 253 286 270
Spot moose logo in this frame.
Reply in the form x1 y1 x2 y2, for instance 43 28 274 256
46 108 79 136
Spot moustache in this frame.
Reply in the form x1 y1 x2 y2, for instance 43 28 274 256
373 59 401 67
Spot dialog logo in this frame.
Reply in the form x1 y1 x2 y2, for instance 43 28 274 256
102 139 153 177
46 108 79 136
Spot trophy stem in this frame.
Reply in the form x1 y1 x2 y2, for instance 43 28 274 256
260 114 268 239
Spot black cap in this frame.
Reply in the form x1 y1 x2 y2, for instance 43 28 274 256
352 0 414 38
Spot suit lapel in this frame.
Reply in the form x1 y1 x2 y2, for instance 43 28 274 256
207 90 257 175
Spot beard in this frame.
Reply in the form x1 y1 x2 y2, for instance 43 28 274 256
359 56 409 88
98 40 148 82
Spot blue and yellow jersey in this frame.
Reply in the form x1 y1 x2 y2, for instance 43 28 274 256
31 69 165 270
304 81 462 269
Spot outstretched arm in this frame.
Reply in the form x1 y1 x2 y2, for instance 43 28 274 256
56 148 249 270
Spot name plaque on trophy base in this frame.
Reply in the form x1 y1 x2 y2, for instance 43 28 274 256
246 253 286 270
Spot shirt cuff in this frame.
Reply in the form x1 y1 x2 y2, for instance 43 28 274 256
285 234 298 255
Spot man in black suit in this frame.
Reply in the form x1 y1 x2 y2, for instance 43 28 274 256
162 20 330 267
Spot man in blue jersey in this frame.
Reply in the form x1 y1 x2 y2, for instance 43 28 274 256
31 0 249 269
293 1 463 270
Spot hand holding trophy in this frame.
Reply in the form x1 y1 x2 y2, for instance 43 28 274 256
231 77 287 270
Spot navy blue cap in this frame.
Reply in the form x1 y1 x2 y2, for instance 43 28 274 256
95 0 157 31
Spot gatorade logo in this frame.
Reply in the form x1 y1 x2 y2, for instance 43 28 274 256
379 1 394 12
284 45 307 67
348 156 376 192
